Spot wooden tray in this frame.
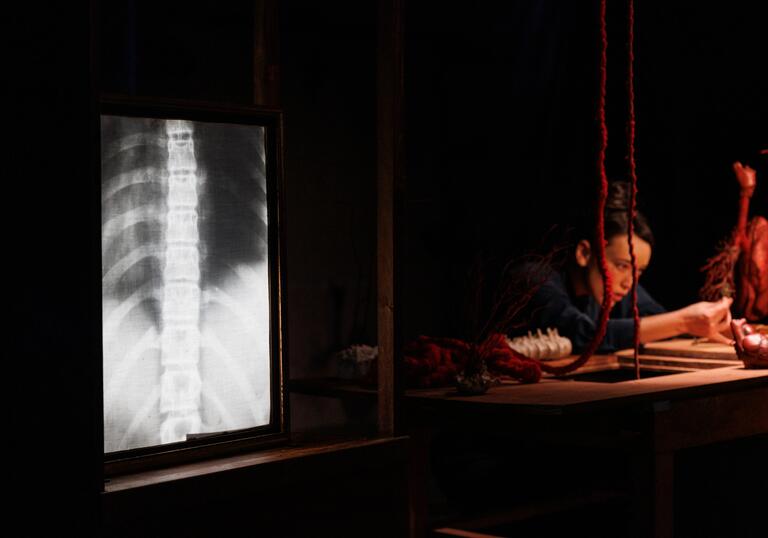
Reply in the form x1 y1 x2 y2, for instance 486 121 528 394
617 338 738 361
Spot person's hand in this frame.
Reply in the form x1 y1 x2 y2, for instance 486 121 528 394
731 318 768 368
678 297 734 344
733 161 756 197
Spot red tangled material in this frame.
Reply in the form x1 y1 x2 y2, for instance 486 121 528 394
736 217 768 320
701 161 768 321
731 319 768 368
404 333 542 388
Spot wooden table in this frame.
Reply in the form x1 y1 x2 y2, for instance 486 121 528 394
291 345 768 537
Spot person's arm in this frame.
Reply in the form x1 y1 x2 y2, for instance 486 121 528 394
530 274 637 353
638 297 733 344
527 275 733 352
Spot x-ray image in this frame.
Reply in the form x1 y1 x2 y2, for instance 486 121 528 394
102 113 272 453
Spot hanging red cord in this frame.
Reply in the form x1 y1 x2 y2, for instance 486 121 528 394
627 0 641 378
538 0 612 377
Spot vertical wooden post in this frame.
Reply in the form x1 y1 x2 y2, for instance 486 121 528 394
652 451 675 538
377 0 404 437
254 0 280 107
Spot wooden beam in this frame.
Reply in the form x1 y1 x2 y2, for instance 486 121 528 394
433 529 507 538
253 0 279 106
377 0 405 436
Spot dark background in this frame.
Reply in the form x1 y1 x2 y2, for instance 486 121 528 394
6 0 767 534
402 0 768 339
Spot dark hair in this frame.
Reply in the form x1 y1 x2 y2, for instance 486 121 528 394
605 181 655 246
574 181 655 247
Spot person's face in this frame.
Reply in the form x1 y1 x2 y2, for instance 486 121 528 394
575 234 652 305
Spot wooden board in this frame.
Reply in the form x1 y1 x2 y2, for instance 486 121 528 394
616 338 738 361
616 354 736 371
542 351 734 375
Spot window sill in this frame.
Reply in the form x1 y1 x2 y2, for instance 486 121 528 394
101 435 411 536
103 435 408 494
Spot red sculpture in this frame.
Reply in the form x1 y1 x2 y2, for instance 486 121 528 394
701 162 768 321
731 319 768 368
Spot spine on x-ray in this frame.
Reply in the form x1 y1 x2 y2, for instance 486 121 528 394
159 120 203 444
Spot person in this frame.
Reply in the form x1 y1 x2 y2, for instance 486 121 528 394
523 181 733 353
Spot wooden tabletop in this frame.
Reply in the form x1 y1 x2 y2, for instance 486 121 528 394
404 365 768 415
291 339 768 416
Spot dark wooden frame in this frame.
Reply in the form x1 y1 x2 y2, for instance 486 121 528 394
377 0 405 437
99 96 289 476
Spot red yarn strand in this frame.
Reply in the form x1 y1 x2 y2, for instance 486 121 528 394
540 0 612 376
627 0 641 379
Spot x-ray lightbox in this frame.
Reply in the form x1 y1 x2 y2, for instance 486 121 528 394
100 98 286 466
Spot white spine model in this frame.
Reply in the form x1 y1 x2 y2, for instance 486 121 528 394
159 120 202 443
505 328 573 359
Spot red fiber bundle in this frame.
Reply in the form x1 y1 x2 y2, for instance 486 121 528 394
538 0 613 377
737 216 768 320
403 333 542 388
700 161 768 321
475 333 542 383
403 336 470 388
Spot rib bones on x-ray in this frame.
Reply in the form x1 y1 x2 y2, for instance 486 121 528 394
101 115 271 453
